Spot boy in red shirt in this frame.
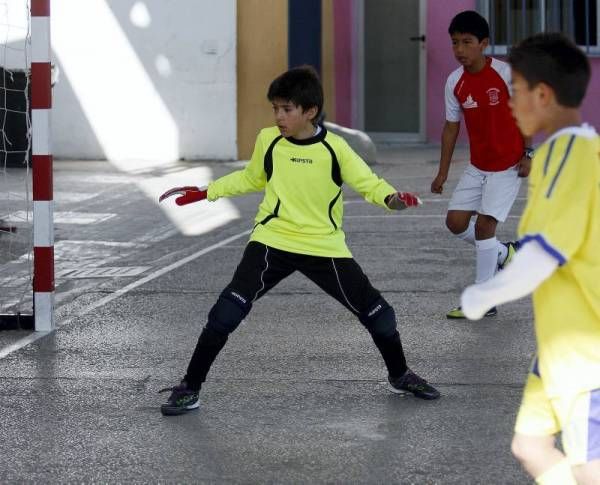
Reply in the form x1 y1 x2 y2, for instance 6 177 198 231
431 10 531 319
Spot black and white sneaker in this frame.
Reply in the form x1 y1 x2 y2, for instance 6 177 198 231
388 369 440 400
159 381 199 416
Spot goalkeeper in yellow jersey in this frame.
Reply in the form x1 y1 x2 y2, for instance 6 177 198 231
461 33 600 484
157 66 440 417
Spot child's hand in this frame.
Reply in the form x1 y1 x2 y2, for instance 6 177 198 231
517 156 532 178
385 192 422 210
159 186 208 205
431 173 447 193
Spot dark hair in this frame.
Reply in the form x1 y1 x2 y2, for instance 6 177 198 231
508 33 590 107
267 65 324 124
448 10 490 41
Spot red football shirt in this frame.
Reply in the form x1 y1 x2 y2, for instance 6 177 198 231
445 57 523 172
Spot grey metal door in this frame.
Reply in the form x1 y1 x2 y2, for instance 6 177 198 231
363 0 424 140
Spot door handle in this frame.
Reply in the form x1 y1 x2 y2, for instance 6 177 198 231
409 35 426 42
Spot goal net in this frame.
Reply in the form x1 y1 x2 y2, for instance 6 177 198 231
0 0 34 329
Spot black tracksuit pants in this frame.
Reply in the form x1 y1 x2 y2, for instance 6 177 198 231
184 242 408 391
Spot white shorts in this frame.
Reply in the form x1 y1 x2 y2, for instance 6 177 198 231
515 371 600 465
448 163 521 222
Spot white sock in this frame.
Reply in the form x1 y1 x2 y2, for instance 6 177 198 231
456 220 476 246
475 237 499 283
497 241 508 265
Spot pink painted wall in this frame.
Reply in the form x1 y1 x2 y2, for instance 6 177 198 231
333 0 354 127
426 0 475 144
581 60 600 129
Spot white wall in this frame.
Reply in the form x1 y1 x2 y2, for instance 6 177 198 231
50 0 237 161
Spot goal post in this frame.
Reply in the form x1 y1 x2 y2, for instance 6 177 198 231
31 0 54 331
0 0 53 332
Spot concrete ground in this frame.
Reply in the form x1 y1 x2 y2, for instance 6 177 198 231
0 145 534 484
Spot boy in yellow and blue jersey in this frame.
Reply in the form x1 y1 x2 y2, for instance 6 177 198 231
158 66 440 416
461 33 600 484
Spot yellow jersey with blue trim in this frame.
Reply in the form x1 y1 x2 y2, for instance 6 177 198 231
518 124 600 397
206 126 396 258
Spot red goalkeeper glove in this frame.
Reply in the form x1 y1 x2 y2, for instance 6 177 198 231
159 186 208 206
385 192 422 210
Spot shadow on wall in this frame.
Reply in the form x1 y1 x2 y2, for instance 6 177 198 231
51 0 236 162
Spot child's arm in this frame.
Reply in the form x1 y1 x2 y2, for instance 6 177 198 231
205 162 266 201
159 133 267 205
431 121 460 194
206 133 268 200
338 140 417 210
460 241 558 319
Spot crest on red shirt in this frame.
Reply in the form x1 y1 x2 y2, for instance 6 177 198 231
487 88 500 106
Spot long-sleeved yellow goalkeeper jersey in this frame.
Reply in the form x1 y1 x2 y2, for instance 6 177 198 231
207 126 396 257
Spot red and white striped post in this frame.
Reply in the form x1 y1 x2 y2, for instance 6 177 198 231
31 0 54 331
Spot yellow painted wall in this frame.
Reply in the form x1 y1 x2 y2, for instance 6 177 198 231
321 0 336 123
236 0 288 159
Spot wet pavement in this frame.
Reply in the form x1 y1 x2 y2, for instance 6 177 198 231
0 146 533 483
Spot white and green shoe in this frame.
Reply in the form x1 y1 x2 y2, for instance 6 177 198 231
446 306 497 319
